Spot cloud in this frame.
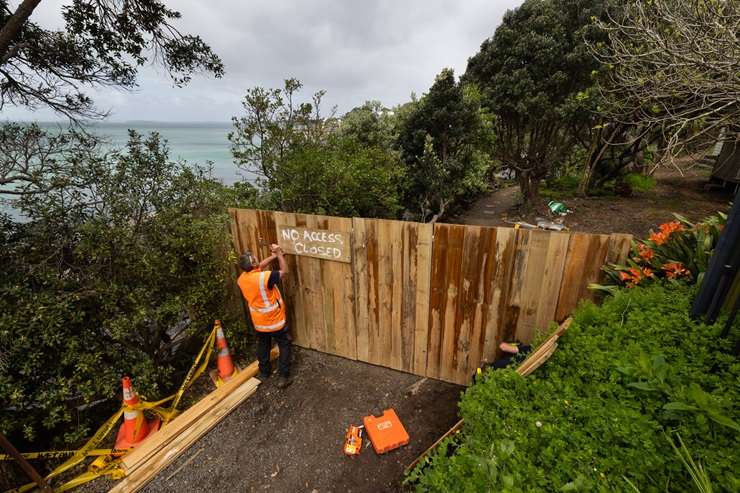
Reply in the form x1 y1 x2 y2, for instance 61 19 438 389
4 0 522 122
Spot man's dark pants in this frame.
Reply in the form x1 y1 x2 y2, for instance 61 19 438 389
256 327 291 377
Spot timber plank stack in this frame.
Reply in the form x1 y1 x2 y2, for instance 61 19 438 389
109 348 278 493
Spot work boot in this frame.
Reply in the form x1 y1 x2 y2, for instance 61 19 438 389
276 376 292 389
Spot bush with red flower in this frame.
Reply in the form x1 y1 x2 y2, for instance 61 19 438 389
591 213 726 293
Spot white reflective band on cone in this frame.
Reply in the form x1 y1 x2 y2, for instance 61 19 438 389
123 388 133 401
123 410 140 420
218 348 230 357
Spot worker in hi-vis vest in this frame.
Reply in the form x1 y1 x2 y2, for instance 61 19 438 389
237 243 292 388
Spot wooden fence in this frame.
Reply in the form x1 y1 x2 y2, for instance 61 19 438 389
228 208 632 385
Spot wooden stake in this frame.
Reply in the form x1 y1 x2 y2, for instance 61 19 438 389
0 432 53 493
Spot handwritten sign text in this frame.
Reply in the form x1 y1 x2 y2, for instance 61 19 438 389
276 225 351 263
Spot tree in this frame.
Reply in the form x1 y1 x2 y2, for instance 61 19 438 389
1 0 224 202
397 68 492 222
271 135 405 218
0 0 235 479
339 100 397 151
591 0 740 158
229 78 336 189
0 132 254 454
0 122 99 196
0 0 223 119
230 80 405 218
464 0 609 203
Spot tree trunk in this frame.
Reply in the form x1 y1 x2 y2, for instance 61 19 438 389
518 171 540 205
0 0 41 63
578 124 622 197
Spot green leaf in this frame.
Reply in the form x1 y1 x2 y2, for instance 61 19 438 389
663 402 698 412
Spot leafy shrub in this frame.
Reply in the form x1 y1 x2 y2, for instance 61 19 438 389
593 214 726 293
409 284 739 492
623 173 657 192
541 174 581 199
0 132 254 455
264 135 405 218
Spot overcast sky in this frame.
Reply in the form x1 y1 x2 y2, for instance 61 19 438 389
4 0 523 122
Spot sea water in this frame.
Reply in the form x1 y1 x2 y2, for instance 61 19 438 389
40 121 255 184
3 121 255 218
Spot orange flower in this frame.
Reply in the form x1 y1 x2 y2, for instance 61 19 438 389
659 221 684 235
618 267 643 287
649 231 668 245
642 267 655 278
662 262 691 280
637 243 654 262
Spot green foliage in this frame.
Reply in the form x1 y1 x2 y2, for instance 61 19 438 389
230 80 405 219
0 0 223 118
397 68 494 221
464 0 610 202
0 131 253 451
409 284 740 492
266 135 405 218
623 173 656 193
541 174 581 199
339 100 397 151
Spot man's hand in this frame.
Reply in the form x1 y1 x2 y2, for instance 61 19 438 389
270 243 288 278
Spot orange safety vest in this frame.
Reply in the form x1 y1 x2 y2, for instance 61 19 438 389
237 269 287 333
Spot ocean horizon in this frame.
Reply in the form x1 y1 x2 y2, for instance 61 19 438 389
31 120 255 185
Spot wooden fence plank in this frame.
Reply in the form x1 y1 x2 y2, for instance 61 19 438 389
482 227 517 364
352 218 370 362
295 213 325 352
555 233 611 321
452 226 483 384
274 212 308 348
607 233 633 264
325 215 356 360
434 224 465 383
412 222 433 376
364 219 382 367
517 230 550 342
534 232 571 331
390 220 404 370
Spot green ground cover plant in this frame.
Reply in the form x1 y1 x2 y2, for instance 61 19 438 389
408 284 739 492
623 173 657 193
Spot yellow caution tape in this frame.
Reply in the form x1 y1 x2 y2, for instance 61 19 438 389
0 449 128 461
4 323 220 493
163 324 217 424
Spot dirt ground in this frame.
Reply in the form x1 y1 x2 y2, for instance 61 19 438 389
456 167 734 237
87 348 461 493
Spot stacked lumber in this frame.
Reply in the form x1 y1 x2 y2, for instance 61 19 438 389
516 317 571 377
109 347 278 493
405 318 573 473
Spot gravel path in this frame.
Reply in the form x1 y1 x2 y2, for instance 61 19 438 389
89 348 462 493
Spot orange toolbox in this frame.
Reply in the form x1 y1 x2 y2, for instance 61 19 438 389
363 409 409 454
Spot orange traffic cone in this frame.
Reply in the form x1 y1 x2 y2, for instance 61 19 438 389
114 376 161 449
209 320 239 387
